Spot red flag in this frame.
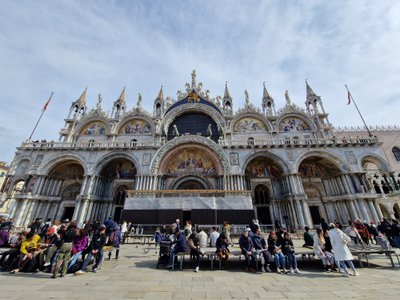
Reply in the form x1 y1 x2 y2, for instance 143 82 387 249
347 91 351 105
42 93 53 111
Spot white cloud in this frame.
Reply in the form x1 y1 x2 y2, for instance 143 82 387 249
0 0 399 163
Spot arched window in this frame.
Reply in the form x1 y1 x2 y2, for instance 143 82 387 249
254 185 270 205
392 147 400 161
114 186 127 206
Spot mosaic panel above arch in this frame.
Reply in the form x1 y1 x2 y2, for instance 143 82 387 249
119 119 151 135
279 117 311 132
165 147 217 176
245 157 283 178
298 157 341 178
233 117 266 133
81 121 107 135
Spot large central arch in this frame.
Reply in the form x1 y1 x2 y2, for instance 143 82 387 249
150 135 229 175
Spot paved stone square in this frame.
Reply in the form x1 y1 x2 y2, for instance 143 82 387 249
0 244 399 300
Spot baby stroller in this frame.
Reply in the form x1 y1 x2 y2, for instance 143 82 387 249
156 239 172 268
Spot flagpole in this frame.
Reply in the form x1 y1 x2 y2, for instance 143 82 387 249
345 85 372 137
28 92 54 140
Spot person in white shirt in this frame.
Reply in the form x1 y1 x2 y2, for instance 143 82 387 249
197 229 208 248
209 226 220 247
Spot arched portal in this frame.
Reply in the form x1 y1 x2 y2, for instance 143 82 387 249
47 161 84 222
113 185 128 222
245 156 285 225
99 158 137 221
173 176 209 190
298 156 344 223
252 184 272 225
159 144 222 190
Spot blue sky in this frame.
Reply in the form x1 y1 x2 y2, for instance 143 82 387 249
1 0 399 163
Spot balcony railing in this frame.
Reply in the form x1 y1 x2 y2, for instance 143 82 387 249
19 140 164 150
218 136 379 148
19 136 379 151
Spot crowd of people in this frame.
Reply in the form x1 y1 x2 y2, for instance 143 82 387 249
157 216 400 276
0 216 122 278
1 215 399 277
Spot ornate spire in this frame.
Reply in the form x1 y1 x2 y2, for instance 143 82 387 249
223 81 231 99
77 87 87 107
156 85 164 100
262 82 275 116
118 86 126 107
262 82 271 99
306 81 317 98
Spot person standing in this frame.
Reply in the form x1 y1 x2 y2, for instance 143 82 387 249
328 223 359 277
52 224 77 278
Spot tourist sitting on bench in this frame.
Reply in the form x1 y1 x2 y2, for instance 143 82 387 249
166 228 187 269
282 232 301 274
303 226 314 248
252 228 272 272
239 228 256 272
313 228 335 272
215 233 230 269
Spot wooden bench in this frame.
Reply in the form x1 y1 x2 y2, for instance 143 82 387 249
351 249 400 268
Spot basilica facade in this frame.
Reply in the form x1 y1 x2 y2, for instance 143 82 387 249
1 71 400 228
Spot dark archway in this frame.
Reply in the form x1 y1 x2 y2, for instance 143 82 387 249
167 112 219 142
173 176 209 190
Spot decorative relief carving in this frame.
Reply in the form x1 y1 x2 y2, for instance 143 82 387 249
345 151 357 165
230 153 239 166
142 153 152 166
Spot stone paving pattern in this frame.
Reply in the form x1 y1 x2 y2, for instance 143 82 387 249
0 243 399 300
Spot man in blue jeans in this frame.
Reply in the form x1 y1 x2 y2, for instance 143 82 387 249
75 225 107 275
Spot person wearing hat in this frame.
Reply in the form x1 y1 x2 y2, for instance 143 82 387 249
75 225 107 275
328 223 359 277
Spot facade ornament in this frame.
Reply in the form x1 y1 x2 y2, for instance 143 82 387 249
207 124 212 138
285 90 291 105
172 124 179 137
155 119 161 134
191 69 196 88
97 94 102 111
244 90 250 107
166 97 172 107
137 93 142 108
177 90 183 100
215 96 222 107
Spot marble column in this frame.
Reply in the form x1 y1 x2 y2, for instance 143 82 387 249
295 199 305 227
43 201 51 221
368 199 379 222
374 201 384 220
